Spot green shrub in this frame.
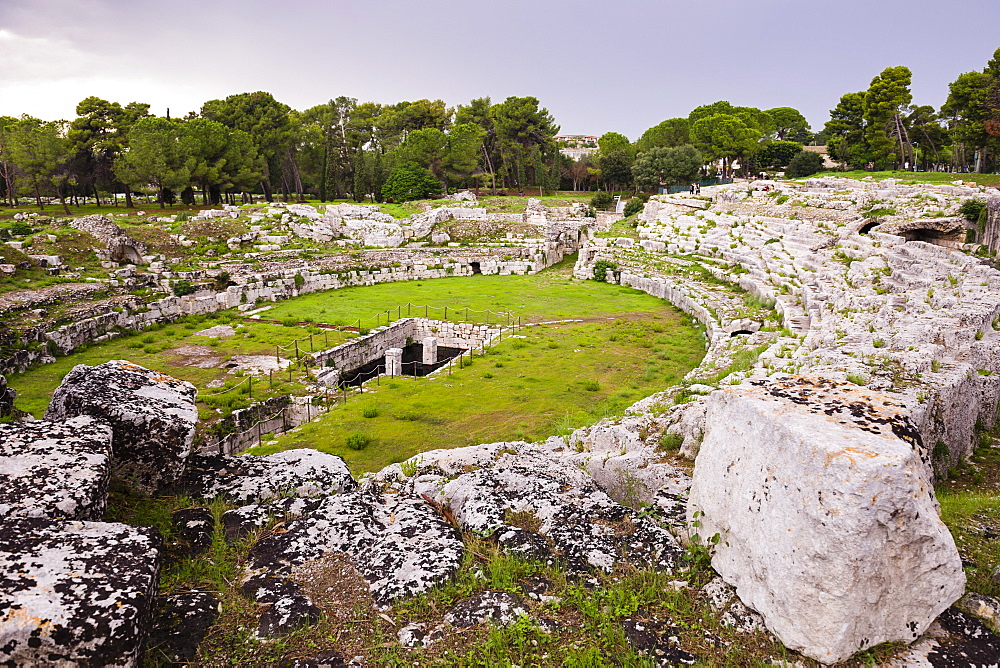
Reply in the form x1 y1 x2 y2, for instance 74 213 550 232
362 407 379 419
590 191 614 210
582 380 600 392
214 271 233 290
381 161 443 202
8 220 31 236
346 433 370 450
622 195 648 217
959 198 987 222
171 279 196 297
785 150 825 178
933 440 950 462
294 273 305 289
657 433 684 452
593 260 616 282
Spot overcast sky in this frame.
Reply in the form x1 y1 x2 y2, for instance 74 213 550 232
1 0 998 140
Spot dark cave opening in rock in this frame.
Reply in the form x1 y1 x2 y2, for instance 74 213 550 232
900 228 965 247
730 330 754 337
858 221 879 235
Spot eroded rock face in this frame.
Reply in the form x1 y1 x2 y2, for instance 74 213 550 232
247 490 463 608
687 376 965 664
179 449 356 504
70 214 148 263
45 360 198 494
0 517 161 667
0 416 113 521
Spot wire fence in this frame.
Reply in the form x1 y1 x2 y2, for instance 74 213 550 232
202 302 518 450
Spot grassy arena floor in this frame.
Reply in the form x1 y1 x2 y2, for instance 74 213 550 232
259 264 675 327
251 313 704 473
8 260 707 474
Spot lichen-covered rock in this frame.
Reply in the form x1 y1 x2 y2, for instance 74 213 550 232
222 496 323 543
0 416 112 521
687 377 965 664
148 591 221 665
247 491 463 608
955 592 1000 635
258 594 321 637
172 507 215 556
621 617 698 666
443 591 528 629
44 360 197 494
701 577 765 634
0 374 15 418
0 517 161 667
180 449 356 504
419 447 685 574
895 606 1000 666
397 622 445 648
239 573 306 603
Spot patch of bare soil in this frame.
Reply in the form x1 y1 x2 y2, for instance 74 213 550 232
169 345 223 369
286 552 385 662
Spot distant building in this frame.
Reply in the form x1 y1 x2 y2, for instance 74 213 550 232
802 145 839 169
556 134 599 161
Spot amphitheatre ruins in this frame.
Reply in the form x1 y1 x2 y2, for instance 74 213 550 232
2 176 1000 666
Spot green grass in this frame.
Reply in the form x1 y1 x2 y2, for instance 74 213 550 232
262 264 673 329
6 313 338 418
937 490 1000 599
251 315 704 474
812 169 1000 188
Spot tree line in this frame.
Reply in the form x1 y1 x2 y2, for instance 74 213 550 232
0 93 561 211
573 102 818 196
3 50 999 212
821 49 1000 172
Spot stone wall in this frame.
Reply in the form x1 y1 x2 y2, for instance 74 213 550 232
308 318 503 375
578 180 1000 472
1 246 569 377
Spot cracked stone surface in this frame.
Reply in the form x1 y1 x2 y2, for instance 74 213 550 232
148 591 221 665
258 594 322 637
44 360 197 494
172 507 215 556
246 489 463 608
0 517 161 667
381 444 685 574
0 416 112 521
443 591 528 628
179 448 356 504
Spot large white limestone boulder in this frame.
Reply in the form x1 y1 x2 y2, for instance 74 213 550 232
687 376 965 665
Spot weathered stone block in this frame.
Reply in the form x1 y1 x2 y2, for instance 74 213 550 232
44 360 198 494
0 517 161 667
687 377 965 664
0 416 113 521
179 448 356 504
